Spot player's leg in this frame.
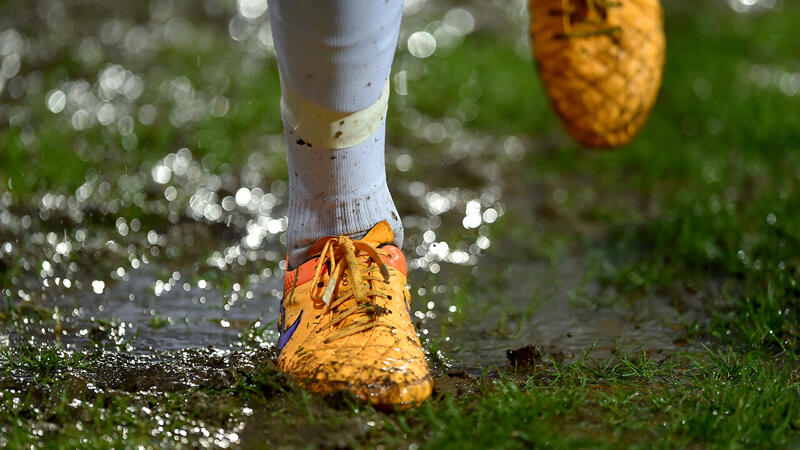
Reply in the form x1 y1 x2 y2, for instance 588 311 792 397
268 0 433 408
269 0 404 268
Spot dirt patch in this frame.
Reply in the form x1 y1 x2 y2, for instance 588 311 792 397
507 344 545 368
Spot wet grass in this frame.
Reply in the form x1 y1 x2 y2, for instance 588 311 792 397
2 0 800 447
1 344 798 448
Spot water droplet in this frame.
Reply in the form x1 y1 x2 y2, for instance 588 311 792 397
766 213 776 225
407 31 436 59
91 280 105 294
46 89 66 113
237 0 268 19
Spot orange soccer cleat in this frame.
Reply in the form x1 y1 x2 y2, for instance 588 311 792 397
276 221 433 409
529 0 665 148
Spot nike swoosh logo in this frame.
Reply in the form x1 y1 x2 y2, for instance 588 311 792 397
277 311 303 353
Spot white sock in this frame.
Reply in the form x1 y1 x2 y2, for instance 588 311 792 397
268 0 405 267
285 121 402 265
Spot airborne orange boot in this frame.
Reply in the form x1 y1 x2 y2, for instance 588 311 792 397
529 0 665 148
276 221 433 409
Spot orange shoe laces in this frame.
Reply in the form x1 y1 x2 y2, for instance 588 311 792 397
557 0 621 39
309 235 394 343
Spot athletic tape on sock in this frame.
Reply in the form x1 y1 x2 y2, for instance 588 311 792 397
280 78 390 150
